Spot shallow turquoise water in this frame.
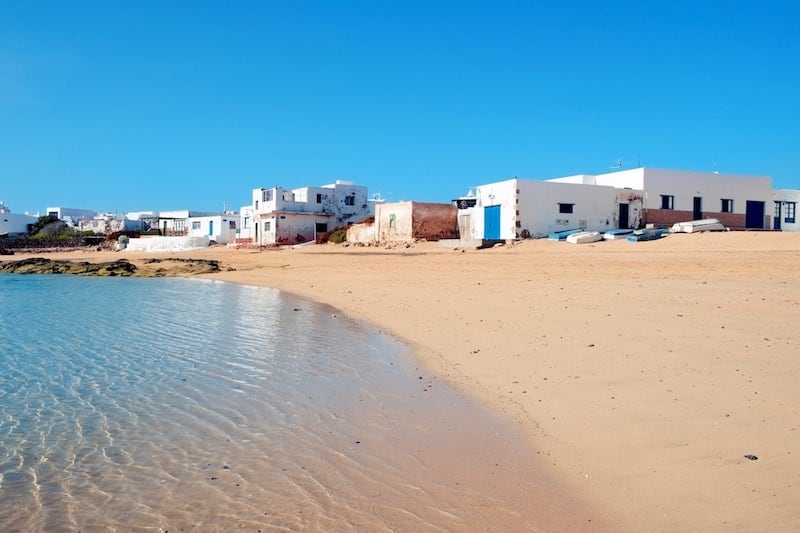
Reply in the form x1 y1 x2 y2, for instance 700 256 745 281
0 274 553 531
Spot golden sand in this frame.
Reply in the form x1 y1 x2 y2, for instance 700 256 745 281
6 231 799 532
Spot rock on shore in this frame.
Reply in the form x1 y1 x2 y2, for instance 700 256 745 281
0 257 223 277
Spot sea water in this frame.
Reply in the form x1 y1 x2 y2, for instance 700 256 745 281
0 274 567 532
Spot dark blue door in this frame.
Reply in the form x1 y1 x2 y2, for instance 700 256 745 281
745 201 765 229
484 205 501 239
774 202 782 230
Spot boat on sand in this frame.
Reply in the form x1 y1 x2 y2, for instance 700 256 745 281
627 228 669 242
566 231 603 244
670 218 726 233
548 228 583 241
603 228 634 240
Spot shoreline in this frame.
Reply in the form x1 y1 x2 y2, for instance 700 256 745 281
4 232 799 531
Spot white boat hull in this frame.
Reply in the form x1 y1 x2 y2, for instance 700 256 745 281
566 231 602 244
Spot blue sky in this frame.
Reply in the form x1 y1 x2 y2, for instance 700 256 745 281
2 1 798 214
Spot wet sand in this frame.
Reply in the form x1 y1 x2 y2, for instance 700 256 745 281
5 231 799 531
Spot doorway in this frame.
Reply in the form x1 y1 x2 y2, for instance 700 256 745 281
619 203 629 229
745 200 765 229
773 201 782 230
693 197 703 220
484 205 501 240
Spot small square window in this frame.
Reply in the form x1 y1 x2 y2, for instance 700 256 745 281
264 221 271 232
721 199 734 213
558 203 574 214
661 195 674 210
191 221 201 230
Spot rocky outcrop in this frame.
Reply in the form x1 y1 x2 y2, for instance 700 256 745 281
0 257 223 277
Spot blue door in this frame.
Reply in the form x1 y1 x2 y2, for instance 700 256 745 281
209 220 214 236
484 205 501 240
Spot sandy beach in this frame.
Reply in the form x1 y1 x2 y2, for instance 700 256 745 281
4 231 799 532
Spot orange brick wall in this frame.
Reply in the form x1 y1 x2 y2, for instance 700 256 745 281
644 209 748 229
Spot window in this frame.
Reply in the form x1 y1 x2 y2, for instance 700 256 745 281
191 221 200 230
721 199 734 213
229 220 236 229
316 193 322 203
262 189 273 202
345 194 355 206
264 221 271 232
389 213 396 229
661 195 674 210
173 220 186 232
785 202 796 223
558 203 574 214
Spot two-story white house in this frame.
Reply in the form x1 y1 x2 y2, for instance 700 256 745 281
246 180 373 245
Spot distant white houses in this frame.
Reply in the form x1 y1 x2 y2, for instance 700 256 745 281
46 206 96 226
0 201 38 237
78 213 144 234
245 180 376 245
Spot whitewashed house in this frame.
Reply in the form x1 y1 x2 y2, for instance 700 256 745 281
46 206 96 226
237 204 256 242
457 178 643 241
187 213 238 244
153 209 218 236
772 189 800 231
580 168 775 230
0 201 37 236
248 180 374 245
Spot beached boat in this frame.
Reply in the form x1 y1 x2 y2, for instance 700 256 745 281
670 218 726 233
627 228 669 242
566 231 602 244
603 228 634 240
548 228 583 241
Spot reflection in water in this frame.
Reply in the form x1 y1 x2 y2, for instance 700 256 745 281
0 275 569 532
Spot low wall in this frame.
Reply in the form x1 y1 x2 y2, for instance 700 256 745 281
123 235 210 252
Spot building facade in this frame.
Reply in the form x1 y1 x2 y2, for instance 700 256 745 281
187 214 239 244
588 168 774 230
0 202 38 237
346 201 458 244
248 180 374 245
457 177 644 241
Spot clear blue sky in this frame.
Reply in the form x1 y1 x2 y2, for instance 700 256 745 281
2 1 798 214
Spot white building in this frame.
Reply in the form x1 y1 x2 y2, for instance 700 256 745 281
247 180 374 245
457 177 643 241
772 189 800 231
187 213 238 244
0 201 38 237
46 206 96 226
580 168 775 230
237 204 256 242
